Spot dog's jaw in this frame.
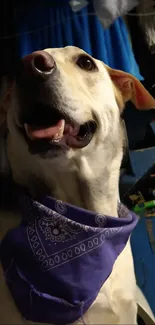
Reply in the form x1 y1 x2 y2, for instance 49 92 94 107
7 110 123 217
7 103 123 218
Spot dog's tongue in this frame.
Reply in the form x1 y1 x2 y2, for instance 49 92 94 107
24 120 90 149
24 119 80 142
24 120 65 140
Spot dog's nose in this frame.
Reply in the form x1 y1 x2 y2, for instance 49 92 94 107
21 51 55 79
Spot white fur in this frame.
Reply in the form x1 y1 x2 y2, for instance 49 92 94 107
0 46 154 324
7 46 123 216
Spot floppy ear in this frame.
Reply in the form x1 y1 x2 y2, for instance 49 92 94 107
106 65 155 110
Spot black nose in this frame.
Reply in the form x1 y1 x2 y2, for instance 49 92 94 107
20 50 55 80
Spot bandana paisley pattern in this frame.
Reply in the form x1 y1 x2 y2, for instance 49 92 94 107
0 195 138 325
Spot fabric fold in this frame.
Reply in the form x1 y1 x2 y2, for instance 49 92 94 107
0 195 138 325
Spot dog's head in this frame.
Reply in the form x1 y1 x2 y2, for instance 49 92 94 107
1 46 155 161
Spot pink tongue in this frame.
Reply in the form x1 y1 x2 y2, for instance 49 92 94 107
24 120 90 148
25 120 64 139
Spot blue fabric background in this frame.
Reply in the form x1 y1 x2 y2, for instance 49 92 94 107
131 214 155 315
15 1 142 79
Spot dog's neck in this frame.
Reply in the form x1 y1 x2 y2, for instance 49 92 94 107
39 145 122 217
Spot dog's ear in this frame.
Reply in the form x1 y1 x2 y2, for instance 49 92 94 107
106 65 155 110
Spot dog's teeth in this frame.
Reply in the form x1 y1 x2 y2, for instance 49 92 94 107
24 123 34 140
53 130 63 140
59 120 65 136
53 121 65 141
53 133 59 139
54 120 65 139
52 138 61 142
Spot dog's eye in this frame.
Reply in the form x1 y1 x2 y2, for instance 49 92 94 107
76 55 97 71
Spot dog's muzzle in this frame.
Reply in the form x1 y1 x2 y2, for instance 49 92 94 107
15 51 97 154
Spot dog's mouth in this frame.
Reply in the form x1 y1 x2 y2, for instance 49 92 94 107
22 108 97 151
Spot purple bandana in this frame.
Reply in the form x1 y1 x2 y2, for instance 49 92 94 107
0 196 138 325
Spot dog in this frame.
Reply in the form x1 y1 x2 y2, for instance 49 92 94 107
0 46 155 324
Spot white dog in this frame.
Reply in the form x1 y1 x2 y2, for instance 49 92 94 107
0 46 155 324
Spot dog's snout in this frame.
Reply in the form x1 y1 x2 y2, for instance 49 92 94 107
32 51 55 74
21 51 55 79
